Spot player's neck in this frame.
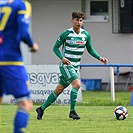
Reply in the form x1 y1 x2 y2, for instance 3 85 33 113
73 27 80 34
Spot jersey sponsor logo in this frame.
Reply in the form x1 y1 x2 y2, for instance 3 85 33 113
76 41 84 45
70 40 76 44
66 40 85 45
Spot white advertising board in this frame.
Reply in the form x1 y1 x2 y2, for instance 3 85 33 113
2 65 82 104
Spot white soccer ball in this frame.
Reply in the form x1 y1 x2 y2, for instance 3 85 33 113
114 106 128 120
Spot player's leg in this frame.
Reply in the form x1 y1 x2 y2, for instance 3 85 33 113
59 65 81 119
14 99 33 133
62 65 81 119
13 69 32 133
2 66 32 133
13 68 32 133
0 87 5 104
0 89 3 104
0 97 2 104
41 84 64 109
36 76 69 120
69 79 81 119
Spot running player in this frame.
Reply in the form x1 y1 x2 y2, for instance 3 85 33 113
36 11 108 120
0 0 39 133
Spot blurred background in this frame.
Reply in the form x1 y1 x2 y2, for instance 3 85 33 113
23 0 132 91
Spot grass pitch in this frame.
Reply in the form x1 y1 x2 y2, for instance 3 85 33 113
0 91 133 133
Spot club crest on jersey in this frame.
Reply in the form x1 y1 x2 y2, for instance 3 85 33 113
82 37 85 41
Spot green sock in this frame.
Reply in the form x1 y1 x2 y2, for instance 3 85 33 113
70 87 78 112
41 91 57 110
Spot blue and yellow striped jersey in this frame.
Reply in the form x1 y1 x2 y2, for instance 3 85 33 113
0 0 34 65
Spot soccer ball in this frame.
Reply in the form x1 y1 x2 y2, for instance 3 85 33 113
114 106 128 120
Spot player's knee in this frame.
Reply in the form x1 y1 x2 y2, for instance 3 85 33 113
55 88 64 95
54 84 65 96
71 79 81 89
18 99 33 112
72 82 81 89
27 100 33 111
75 83 81 89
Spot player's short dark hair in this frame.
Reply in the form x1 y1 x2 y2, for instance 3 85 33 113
72 12 85 19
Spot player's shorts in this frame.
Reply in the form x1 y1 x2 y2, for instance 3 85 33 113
0 66 30 103
59 65 79 88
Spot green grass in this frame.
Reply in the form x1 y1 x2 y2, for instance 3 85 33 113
0 91 133 133
81 91 132 106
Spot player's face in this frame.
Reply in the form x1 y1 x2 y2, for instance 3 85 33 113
72 18 83 29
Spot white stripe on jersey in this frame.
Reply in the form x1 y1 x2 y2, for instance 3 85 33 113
70 62 80 66
65 53 82 59
66 46 84 52
68 33 87 38
67 28 87 37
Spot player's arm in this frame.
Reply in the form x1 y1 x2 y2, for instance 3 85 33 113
53 33 71 65
17 1 38 52
53 33 66 60
86 36 100 60
53 32 71 65
86 34 108 65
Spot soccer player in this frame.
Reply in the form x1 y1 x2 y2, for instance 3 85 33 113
36 11 108 120
0 0 39 133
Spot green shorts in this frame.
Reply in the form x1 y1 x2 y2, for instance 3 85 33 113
59 65 79 88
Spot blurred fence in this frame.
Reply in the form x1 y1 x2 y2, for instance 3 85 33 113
80 64 133 102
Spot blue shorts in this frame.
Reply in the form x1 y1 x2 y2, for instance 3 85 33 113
0 66 30 102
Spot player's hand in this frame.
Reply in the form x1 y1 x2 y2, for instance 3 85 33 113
30 43 39 52
99 57 108 65
62 57 71 65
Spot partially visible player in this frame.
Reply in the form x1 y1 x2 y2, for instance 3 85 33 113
0 0 39 133
36 12 108 120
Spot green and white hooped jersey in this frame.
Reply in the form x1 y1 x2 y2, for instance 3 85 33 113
58 28 90 69
53 27 100 71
